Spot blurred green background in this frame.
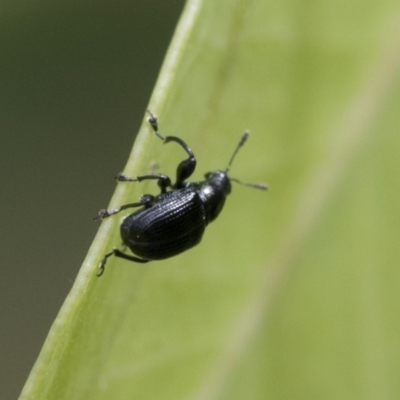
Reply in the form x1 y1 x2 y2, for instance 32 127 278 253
0 1 184 398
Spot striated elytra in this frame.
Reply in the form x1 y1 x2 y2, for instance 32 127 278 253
94 111 268 276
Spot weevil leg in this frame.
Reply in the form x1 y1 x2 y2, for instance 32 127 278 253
147 110 197 188
93 194 155 220
116 172 171 194
166 136 196 188
97 248 149 277
147 110 164 141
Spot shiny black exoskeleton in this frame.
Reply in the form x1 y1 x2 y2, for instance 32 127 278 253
95 111 267 276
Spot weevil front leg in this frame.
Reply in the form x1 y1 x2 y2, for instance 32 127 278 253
147 110 197 188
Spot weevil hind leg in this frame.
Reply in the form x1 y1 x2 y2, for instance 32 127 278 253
97 248 150 277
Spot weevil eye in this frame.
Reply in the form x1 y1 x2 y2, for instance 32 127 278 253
204 172 211 179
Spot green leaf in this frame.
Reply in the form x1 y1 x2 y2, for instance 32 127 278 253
21 0 400 399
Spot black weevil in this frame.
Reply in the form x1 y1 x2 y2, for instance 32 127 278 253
95 111 267 276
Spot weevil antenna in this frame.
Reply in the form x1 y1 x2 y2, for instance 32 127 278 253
226 131 268 190
230 177 268 190
225 131 250 174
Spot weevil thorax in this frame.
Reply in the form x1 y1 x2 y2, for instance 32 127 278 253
195 170 232 224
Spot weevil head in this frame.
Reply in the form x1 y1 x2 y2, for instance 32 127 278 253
204 170 232 196
196 170 231 224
